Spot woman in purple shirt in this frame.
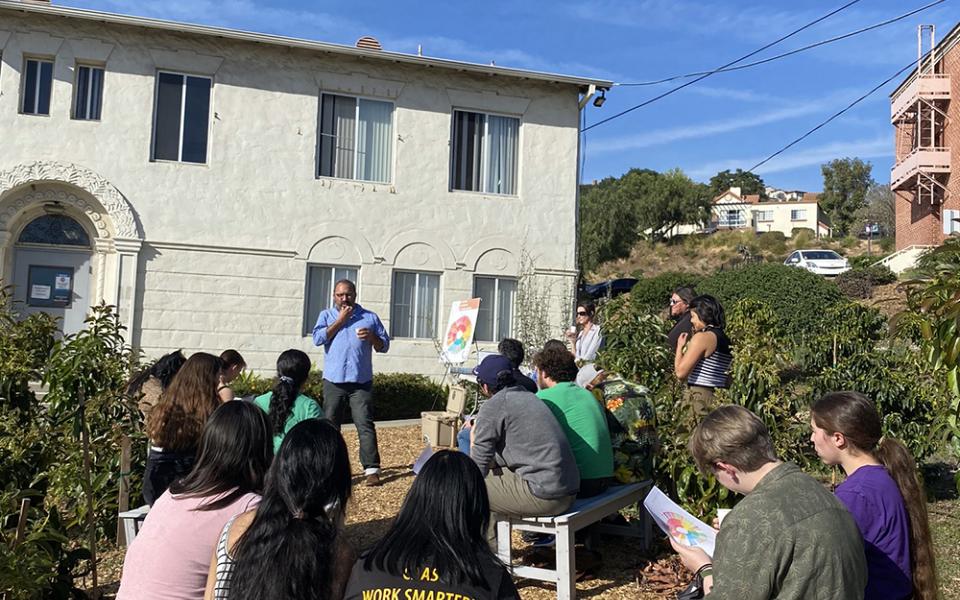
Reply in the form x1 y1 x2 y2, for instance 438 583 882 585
810 391 937 600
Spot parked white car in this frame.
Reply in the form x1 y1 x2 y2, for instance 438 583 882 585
784 249 850 276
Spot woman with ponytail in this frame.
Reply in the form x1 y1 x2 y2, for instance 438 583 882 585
810 391 937 600
253 349 321 452
206 419 354 600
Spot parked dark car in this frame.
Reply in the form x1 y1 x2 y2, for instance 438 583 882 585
579 278 639 299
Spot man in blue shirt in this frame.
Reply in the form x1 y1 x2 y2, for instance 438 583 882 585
313 279 390 486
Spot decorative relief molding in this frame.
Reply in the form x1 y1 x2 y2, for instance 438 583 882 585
2 189 109 239
0 161 142 239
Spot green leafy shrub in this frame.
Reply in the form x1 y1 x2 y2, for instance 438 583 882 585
847 254 880 269
835 270 874 299
879 236 895 252
791 228 815 245
756 231 787 254
627 272 703 315
697 263 843 341
862 264 896 284
840 236 860 249
596 296 671 391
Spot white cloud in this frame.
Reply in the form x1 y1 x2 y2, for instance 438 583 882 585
687 136 891 179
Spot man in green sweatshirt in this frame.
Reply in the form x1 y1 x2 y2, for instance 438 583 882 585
671 405 867 599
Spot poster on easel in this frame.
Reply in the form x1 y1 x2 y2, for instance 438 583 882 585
439 298 481 364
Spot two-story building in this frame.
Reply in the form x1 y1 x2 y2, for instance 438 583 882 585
0 0 611 374
712 187 831 237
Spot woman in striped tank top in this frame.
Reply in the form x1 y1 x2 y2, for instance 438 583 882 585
674 295 733 420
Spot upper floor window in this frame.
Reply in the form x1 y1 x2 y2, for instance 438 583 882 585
318 93 393 183
790 209 807 221
391 271 439 339
22 58 53 115
303 264 358 336
451 110 519 195
73 64 104 121
152 71 212 164
473 276 516 342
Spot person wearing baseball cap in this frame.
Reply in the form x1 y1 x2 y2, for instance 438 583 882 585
469 354 579 545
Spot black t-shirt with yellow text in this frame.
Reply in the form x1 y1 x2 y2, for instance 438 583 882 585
343 556 519 600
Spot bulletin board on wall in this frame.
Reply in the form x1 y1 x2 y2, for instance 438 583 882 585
27 265 74 308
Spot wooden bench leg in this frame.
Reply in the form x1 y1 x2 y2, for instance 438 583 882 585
496 518 513 565
555 525 576 600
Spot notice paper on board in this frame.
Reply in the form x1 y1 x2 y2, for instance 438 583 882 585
643 485 716 557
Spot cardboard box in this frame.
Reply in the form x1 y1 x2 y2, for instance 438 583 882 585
421 385 467 448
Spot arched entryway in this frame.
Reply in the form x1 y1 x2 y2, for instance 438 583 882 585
11 213 94 334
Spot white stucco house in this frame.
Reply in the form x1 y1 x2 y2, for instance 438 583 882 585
0 0 611 374
712 187 832 238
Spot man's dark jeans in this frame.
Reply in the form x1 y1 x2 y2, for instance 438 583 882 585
322 379 380 472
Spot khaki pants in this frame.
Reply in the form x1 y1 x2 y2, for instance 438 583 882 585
484 467 575 544
685 385 716 420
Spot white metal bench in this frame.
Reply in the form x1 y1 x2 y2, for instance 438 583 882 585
118 504 150 545
495 481 652 600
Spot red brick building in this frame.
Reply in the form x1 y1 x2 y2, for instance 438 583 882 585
892 24 959 250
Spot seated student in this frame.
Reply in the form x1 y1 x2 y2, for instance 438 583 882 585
205 419 354 600
253 349 322 453
117 401 272 600
344 451 520 600
811 391 937 600
671 405 867 599
470 354 579 542
217 349 246 402
534 345 614 498
498 337 538 393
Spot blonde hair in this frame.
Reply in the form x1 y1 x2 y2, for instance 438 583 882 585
689 405 777 474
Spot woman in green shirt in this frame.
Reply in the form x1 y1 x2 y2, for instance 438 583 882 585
254 349 322 452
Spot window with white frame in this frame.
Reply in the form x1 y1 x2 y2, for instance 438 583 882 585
21 58 53 115
790 209 807 221
152 71 212 163
73 64 104 120
302 265 359 336
943 209 960 235
756 210 774 222
473 276 516 342
451 110 519 195
391 271 440 339
318 93 394 183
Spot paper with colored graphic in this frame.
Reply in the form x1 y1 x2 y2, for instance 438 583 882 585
643 485 716 557
440 298 481 363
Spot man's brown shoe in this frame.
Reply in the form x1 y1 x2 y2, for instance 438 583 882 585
365 473 381 487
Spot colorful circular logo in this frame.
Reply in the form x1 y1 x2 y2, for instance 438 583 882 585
665 511 708 546
446 315 473 353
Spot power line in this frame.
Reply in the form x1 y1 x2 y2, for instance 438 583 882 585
581 0 865 133
748 59 919 172
616 0 946 87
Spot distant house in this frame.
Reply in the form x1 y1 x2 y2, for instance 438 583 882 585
711 187 831 238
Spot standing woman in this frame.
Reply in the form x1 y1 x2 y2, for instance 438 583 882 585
344 450 519 600
253 349 322 453
206 419 354 600
126 349 187 420
674 295 732 419
811 391 937 600
567 301 603 364
217 349 246 402
144 352 223 505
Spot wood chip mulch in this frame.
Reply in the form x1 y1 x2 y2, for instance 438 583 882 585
90 425 682 599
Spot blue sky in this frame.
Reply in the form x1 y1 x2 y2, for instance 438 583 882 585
62 0 957 192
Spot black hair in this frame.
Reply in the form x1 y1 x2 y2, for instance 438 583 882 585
673 286 697 304
334 279 356 293
126 350 186 395
364 451 500 588
489 369 517 394
577 301 597 317
498 338 525 368
268 350 311 436
228 419 352 600
220 349 246 370
542 339 568 352
534 346 579 383
168 401 272 511
690 294 726 329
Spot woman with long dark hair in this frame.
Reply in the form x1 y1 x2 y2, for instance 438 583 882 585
566 301 603 363
127 349 187 419
207 418 353 600
144 352 223 504
811 391 937 600
673 294 732 420
253 349 322 452
344 451 519 600
118 401 271 600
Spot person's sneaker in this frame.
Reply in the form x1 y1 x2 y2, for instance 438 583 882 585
365 473 381 487
531 534 556 548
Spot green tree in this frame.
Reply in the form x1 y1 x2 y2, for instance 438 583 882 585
708 168 766 199
820 158 874 236
852 183 895 238
579 172 647 272
635 168 712 244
